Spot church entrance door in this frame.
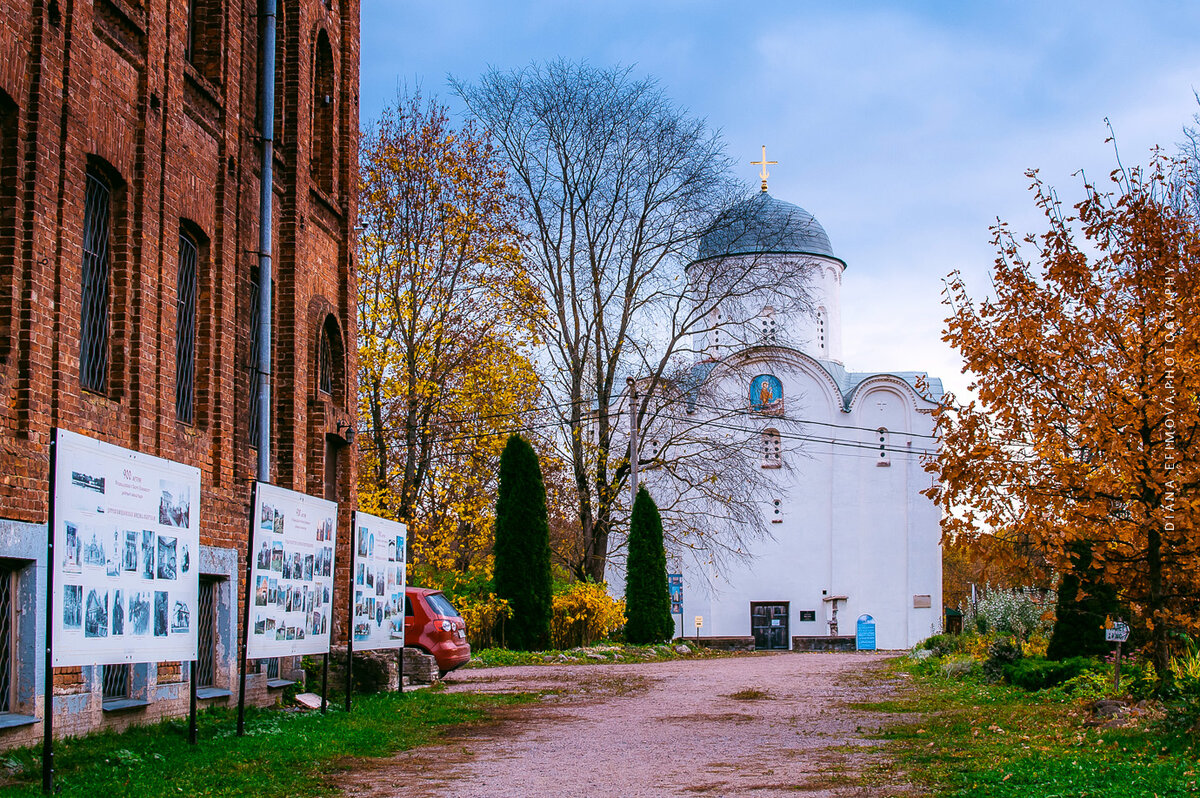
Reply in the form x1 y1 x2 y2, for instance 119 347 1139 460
750 602 789 650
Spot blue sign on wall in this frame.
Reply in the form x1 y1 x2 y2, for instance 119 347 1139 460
856 614 876 651
668 573 683 614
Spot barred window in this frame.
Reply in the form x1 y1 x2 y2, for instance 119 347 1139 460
0 563 13 713
101 662 130 703
196 578 218 688
81 171 112 393
248 267 262 447
176 231 199 423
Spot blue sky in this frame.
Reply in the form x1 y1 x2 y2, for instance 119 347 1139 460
360 1 1200 399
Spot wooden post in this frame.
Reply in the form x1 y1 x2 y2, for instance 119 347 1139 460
1113 640 1122 691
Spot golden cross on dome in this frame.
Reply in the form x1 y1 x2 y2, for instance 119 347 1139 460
751 145 777 192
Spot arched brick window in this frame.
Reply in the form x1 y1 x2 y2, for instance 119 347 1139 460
186 0 222 84
176 224 205 424
317 314 343 400
310 30 335 193
80 168 115 393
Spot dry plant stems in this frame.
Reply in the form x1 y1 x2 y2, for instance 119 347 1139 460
927 150 1200 680
454 60 818 582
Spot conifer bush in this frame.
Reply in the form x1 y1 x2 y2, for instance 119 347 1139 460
492 434 553 650
1047 542 1120 660
623 487 674 644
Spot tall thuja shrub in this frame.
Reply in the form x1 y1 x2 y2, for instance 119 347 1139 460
1048 542 1120 660
624 487 674 644
493 434 552 650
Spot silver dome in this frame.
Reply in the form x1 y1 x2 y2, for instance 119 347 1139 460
696 191 840 264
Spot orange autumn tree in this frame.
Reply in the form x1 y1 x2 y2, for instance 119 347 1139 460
927 152 1200 678
356 91 542 570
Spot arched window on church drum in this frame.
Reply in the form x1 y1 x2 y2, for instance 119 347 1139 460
876 427 890 467
761 428 781 468
758 306 777 345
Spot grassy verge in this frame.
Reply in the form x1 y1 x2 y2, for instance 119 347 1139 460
0 689 533 797
466 641 754 668
864 659 1200 796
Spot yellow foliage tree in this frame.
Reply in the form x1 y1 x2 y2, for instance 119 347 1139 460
357 91 542 571
927 152 1200 677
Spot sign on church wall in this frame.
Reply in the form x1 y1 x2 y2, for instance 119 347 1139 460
246 482 338 659
51 428 201 666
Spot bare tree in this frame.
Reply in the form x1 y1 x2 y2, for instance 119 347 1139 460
454 61 816 582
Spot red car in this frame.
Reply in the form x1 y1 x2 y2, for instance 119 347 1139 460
404 587 471 675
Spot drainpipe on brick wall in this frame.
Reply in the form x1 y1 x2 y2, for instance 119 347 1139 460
255 0 276 481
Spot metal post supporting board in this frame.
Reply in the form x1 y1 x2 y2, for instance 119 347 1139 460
235 482 259 736
42 433 57 794
189 659 198 744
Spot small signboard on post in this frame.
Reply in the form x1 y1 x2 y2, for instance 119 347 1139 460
1105 617 1130 643
1105 616 1130 689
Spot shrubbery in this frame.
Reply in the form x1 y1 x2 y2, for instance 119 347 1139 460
965 586 1053 639
550 581 626 649
1003 656 1093 691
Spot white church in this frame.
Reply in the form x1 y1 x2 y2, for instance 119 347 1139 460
662 167 943 652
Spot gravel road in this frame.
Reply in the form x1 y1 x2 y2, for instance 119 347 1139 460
339 651 917 797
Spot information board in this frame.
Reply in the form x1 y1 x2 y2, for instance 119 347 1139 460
246 482 338 658
52 428 201 666
350 511 407 651
855 614 876 651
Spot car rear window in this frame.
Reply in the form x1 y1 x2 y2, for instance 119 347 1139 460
425 593 460 618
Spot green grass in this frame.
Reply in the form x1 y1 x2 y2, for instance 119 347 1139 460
0 689 532 797
865 661 1200 796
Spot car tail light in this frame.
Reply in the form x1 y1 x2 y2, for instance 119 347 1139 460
440 620 453 631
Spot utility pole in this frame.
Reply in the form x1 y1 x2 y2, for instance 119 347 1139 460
626 376 639 504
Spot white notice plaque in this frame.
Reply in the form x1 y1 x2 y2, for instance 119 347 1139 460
246 482 339 658
350 511 407 651
52 428 201 666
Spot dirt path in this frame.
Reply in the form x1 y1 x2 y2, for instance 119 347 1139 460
339 651 918 797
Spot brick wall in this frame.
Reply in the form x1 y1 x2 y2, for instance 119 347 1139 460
0 0 360 745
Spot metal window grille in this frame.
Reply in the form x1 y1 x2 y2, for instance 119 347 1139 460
80 172 111 393
318 326 333 395
248 267 261 446
266 657 279 679
101 663 130 701
196 578 217 688
176 232 199 424
0 565 12 713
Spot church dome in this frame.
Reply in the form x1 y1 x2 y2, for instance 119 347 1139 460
695 191 841 265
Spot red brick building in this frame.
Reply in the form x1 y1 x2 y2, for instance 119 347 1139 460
0 0 359 743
